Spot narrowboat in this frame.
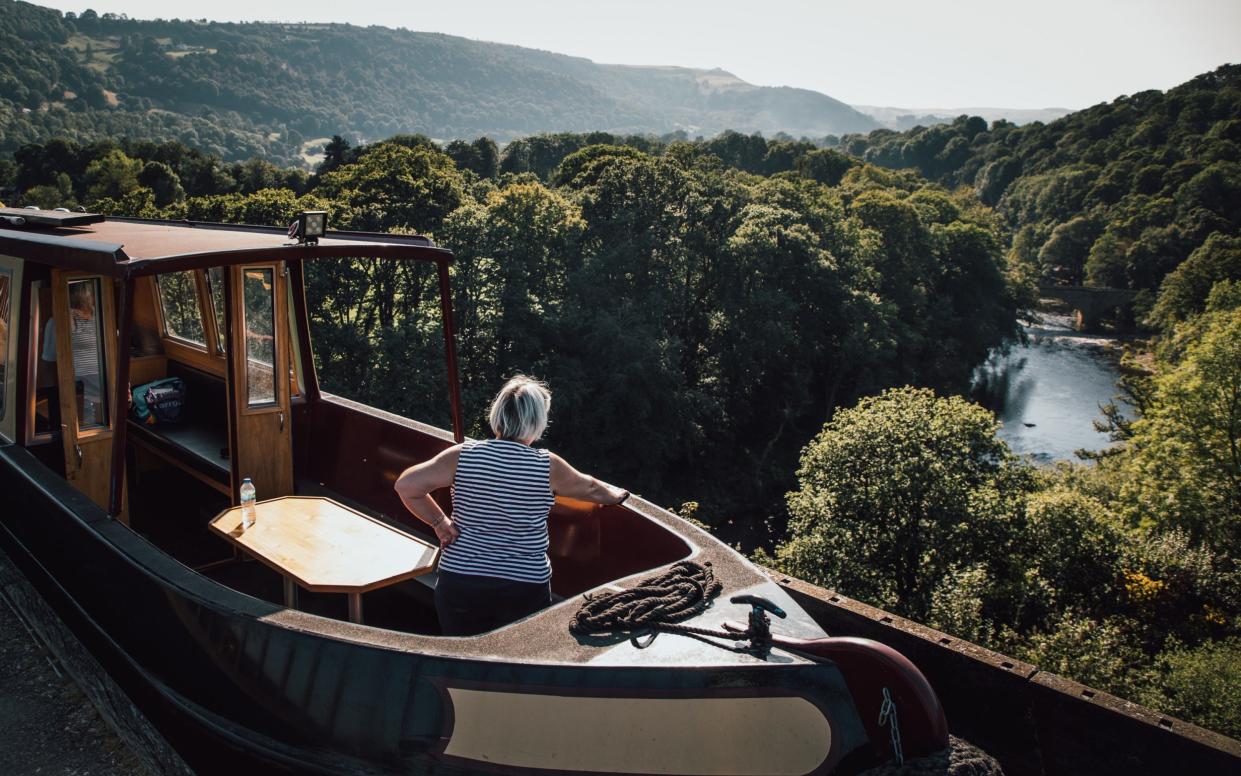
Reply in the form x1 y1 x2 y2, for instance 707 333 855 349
0 207 948 775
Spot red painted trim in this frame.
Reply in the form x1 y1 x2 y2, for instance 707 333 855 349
285 259 319 402
772 635 950 761
122 244 452 278
436 258 464 443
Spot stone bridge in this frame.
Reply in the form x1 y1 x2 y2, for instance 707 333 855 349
1038 285 1139 331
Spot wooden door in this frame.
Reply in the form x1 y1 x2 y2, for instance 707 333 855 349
53 270 123 515
226 263 293 502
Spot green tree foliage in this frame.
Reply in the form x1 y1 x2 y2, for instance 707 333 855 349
1119 300 1241 553
795 148 855 186
137 160 184 207
315 143 465 232
183 187 334 226
768 388 1031 617
1148 234 1241 331
83 148 141 202
1038 216 1100 285
763 380 1241 736
20 131 1017 534
445 137 500 179
1140 637 1241 739
835 66 1241 305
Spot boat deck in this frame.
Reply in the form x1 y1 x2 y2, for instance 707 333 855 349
128 453 822 668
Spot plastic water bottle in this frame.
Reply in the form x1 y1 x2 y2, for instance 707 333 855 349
240 478 257 530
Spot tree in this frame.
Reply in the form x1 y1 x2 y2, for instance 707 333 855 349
83 149 142 202
795 148 854 186
766 387 1033 618
315 142 465 233
445 137 500 179
318 135 353 175
1148 234 1241 330
440 182 585 400
471 136 500 179
1120 298 1241 553
20 184 66 210
137 160 185 207
1141 638 1241 739
1038 216 1101 285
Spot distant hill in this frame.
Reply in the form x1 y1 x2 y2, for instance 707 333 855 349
841 64 1241 299
0 0 878 166
854 105 1073 130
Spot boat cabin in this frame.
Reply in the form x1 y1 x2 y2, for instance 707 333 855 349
0 208 692 632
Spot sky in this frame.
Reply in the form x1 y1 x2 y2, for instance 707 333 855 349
39 0 1241 109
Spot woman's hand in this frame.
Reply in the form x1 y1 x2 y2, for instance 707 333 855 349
549 453 631 506
394 446 463 541
432 516 460 546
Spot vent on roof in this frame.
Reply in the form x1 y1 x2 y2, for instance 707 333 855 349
0 207 105 228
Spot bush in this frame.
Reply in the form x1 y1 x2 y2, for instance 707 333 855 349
1141 637 1241 738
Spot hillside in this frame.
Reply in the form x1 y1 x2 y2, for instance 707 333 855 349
0 1 877 166
854 104 1073 130
839 65 1241 308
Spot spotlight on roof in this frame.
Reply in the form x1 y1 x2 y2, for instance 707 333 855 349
288 210 327 245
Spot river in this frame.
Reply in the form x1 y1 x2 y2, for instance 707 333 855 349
972 311 1129 463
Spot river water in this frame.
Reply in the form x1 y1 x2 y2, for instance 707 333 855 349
972 311 1128 463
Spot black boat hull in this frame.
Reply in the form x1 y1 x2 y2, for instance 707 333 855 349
0 444 872 775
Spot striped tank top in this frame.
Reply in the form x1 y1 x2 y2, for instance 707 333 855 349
439 439 556 584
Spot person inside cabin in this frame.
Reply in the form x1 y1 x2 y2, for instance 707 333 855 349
395 375 629 637
42 283 105 426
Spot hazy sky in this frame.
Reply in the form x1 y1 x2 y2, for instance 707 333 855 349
40 0 1241 108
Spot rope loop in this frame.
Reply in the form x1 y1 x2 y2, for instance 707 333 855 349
569 560 733 639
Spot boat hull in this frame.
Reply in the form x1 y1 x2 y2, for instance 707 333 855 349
0 444 872 775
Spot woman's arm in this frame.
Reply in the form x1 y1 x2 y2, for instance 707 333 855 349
394 445 462 545
549 453 629 505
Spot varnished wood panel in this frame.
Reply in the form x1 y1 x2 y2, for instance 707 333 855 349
128 434 231 497
129 355 167 386
226 263 293 500
52 270 123 516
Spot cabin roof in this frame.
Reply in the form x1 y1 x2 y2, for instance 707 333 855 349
0 213 452 277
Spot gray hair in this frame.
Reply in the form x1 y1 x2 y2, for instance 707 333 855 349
488 375 551 443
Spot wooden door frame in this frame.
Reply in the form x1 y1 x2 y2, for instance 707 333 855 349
224 261 293 503
52 269 122 516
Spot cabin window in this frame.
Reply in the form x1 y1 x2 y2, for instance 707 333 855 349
66 278 110 430
206 267 227 354
0 266 11 428
242 267 277 406
157 271 206 348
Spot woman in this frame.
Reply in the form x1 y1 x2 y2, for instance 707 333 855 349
394 375 628 636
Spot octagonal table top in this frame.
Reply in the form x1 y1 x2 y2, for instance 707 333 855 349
209 496 438 593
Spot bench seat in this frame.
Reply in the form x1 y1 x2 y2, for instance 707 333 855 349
129 419 230 493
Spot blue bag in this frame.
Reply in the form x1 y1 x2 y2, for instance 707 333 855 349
132 377 186 424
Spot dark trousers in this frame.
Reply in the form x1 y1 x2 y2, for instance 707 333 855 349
434 569 551 637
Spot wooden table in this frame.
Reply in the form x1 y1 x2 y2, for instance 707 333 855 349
208 496 438 624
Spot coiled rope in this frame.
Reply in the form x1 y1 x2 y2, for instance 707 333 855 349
569 560 749 644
